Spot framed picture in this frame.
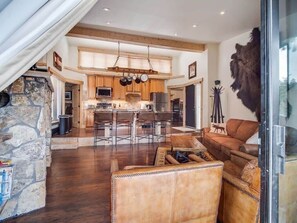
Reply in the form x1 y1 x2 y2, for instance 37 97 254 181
53 51 62 71
188 61 197 79
65 91 72 101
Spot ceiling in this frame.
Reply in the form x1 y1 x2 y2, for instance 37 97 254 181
79 0 260 44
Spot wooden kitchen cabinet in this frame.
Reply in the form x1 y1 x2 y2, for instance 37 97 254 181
150 79 165 93
96 76 113 87
113 77 126 100
88 76 96 99
86 109 94 127
141 81 150 101
126 81 141 92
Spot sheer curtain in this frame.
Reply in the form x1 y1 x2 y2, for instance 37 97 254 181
0 0 97 91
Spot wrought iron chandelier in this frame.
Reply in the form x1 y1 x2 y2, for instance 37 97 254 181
107 42 158 86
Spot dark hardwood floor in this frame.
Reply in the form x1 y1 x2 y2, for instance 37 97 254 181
4 143 167 223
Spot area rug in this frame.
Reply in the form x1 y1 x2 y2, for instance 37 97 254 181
172 127 196 132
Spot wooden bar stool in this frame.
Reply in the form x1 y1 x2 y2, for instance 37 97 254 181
115 111 134 145
136 111 155 143
94 111 113 145
154 112 173 143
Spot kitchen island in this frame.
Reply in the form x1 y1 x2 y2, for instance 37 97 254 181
93 110 172 145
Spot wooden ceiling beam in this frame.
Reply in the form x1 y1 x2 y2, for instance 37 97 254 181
67 26 205 52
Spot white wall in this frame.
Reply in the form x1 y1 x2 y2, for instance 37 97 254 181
217 30 258 122
166 44 218 128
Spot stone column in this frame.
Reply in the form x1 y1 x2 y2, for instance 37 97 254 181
0 74 53 220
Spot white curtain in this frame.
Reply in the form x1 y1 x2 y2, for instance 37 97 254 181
0 0 97 92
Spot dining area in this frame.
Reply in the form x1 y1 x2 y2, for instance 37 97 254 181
93 110 173 146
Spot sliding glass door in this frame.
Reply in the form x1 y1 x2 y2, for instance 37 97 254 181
261 0 297 222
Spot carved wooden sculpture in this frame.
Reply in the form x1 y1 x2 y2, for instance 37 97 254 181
230 28 261 121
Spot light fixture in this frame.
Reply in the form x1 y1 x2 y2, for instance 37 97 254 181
192 24 197 28
108 42 158 86
174 33 178 36
106 21 111 25
103 7 110 11
220 11 225 15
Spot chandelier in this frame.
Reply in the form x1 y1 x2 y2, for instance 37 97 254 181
107 42 158 86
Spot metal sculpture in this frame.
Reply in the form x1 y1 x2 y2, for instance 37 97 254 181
211 80 224 124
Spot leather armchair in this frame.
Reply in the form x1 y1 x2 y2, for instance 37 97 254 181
219 150 260 223
111 160 224 223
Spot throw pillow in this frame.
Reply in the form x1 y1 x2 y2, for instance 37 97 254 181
246 131 259 144
210 122 227 135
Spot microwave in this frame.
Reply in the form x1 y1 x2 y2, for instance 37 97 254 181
96 87 112 98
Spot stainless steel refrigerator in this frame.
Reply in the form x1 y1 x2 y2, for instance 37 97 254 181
150 92 169 112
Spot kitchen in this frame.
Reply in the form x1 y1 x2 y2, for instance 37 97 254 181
85 75 166 128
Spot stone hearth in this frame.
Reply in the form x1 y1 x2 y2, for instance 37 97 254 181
0 73 53 220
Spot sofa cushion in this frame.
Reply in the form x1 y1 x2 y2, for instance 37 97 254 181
223 160 242 178
219 138 244 157
204 132 231 141
204 136 224 151
234 120 259 142
226 119 243 138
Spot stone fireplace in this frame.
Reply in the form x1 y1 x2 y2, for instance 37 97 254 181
0 72 53 220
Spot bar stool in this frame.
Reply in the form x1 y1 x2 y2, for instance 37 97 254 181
94 111 113 145
136 111 155 143
115 111 134 145
154 112 173 143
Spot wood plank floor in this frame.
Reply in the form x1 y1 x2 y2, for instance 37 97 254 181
4 143 168 223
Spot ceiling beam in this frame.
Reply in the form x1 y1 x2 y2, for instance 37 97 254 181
67 26 205 52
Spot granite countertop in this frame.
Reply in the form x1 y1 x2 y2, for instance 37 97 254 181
0 133 13 143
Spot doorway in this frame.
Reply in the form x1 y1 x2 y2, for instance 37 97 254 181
185 84 196 128
65 82 81 128
169 87 184 126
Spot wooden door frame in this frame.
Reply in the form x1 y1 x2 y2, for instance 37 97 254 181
49 67 84 128
167 78 203 128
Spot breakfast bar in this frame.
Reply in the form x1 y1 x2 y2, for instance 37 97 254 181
93 110 172 145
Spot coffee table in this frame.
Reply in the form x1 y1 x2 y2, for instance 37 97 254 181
154 135 215 166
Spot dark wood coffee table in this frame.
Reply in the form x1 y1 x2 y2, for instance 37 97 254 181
154 135 215 165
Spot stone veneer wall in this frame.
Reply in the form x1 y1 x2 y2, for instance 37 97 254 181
0 75 52 220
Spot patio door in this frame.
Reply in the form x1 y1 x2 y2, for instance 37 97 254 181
261 0 297 222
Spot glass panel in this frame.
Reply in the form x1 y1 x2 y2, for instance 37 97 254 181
78 50 171 73
278 0 297 222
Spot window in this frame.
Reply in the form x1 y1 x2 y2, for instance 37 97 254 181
78 48 172 74
51 75 64 121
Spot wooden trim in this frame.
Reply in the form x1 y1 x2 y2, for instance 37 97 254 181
65 79 83 85
48 67 66 82
167 77 203 89
48 67 83 85
64 66 171 80
68 26 205 52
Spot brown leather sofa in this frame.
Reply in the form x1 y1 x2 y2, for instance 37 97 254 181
111 161 224 223
203 119 259 161
219 150 260 223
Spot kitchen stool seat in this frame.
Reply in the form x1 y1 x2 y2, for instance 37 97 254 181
94 111 113 145
115 111 134 145
136 111 155 143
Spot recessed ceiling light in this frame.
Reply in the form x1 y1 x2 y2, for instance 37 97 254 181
174 33 178 36
220 11 225 15
103 7 110 11
192 24 197 28
106 21 111 25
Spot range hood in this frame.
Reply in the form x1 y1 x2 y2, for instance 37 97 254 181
126 92 141 102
